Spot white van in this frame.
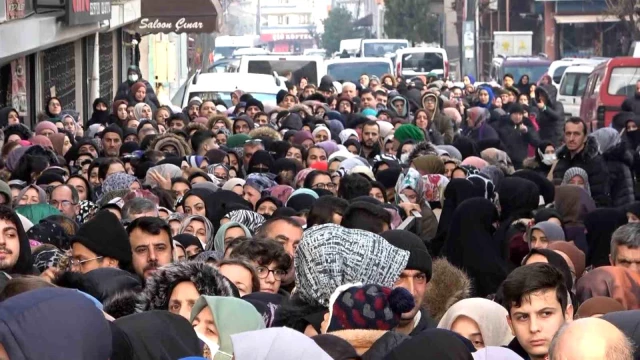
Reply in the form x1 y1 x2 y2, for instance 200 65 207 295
237 55 325 86
324 57 393 84
547 58 608 90
360 39 409 58
557 64 595 118
395 47 449 79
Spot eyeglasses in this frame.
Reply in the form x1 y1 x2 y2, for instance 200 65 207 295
69 256 103 269
312 183 336 190
50 200 76 209
256 266 286 280
245 139 262 144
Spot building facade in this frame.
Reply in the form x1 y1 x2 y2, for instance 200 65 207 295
259 0 329 53
0 0 141 127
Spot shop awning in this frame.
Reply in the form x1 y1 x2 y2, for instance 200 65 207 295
554 14 620 24
135 0 222 34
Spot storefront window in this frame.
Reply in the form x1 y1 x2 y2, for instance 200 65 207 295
0 57 30 118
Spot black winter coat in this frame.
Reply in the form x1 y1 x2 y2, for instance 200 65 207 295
553 136 610 206
535 85 565 146
495 116 540 169
602 142 635 207
621 92 640 115
114 79 161 108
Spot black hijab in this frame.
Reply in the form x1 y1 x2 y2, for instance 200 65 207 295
431 178 477 256
183 188 252 234
173 234 204 252
384 329 473 360
0 107 18 128
452 136 479 160
247 150 275 174
585 208 628 268
112 311 201 360
512 169 555 205
443 198 507 297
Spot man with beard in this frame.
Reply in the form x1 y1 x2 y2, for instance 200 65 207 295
127 217 173 280
186 97 202 120
256 217 303 293
361 120 381 160
70 210 132 274
100 125 123 158
0 206 33 275
381 230 437 335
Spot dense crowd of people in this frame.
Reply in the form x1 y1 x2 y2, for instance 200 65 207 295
0 66 640 359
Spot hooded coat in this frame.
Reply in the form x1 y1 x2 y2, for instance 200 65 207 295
0 107 18 128
585 208 628 268
0 206 33 275
495 113 540 169
0 288 112 360
115 65 160 108
534 85 564 146
421 93 455 144
553 135 610 207
137 261 238 312
443 198 507 298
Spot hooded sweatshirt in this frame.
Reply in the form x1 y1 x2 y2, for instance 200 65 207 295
421 93 454 144
0 288 112 360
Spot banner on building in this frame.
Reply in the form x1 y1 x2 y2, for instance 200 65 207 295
11 57 27 116
66 0 111 26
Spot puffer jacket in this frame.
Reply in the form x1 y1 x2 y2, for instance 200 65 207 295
495 115 540 169
534 85 564 146
602 141 635 207
421 93 454 144
553 136 610 206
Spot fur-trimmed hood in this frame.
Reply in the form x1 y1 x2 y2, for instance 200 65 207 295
408 141 438 163
603 141 634 167
522 156 543 170
330 329 387 356
249 126 282 141
556 135 599 162
149 132 192 157
422 258 472 323
137 261 238 312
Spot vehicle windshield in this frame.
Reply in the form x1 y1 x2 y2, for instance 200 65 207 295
247 60 318 85
503 65 549 84
552 65 569 84
401 52 444 73
187 92 277 107
215 46 247 59
560 72 590 96
608 67 640 96
363 42 408 57
327 62 391 83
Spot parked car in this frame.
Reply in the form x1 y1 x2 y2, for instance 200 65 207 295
175 72 286 109
489 55 551 85
557 64 596 118
324 57 393 84
548 58 608 90
395 47 449 79
237 55 325 87
580 57 640 129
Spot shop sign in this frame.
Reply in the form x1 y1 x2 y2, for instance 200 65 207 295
271 33 313 41
11 57 27 116
66 0 111 26
6 0 26 20
136 16 216 34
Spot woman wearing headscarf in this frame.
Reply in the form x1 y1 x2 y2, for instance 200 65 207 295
527 221 565 249
592 127 635 207
244 173 277 209
413 109 444 145
0 107 20 128
561 167 591 196
394 168 438 246
133 102 153 121
100 172 140 196
247 150 274 174
222 209 265 234
16 184 47 206
443 198 507 297
576 266 640 310
190 296 265 359
523 140 556 178
212 221 251 253
49 133 72 157
179 214 214 249
452 136 479 161
431 178 477 256
437 298 513 349
463 107 500 143
512 168 556 206
585 208 627 268
575 296 626 318
555 185 596 254
494 177 540 268
384 329 474 360
45 97 62 119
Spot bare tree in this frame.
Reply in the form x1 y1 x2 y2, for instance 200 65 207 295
605 0 640 41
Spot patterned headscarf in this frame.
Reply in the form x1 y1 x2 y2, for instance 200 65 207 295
295 224 410 307
26 220 71 250
395 168 424 205
456 165 480 177
270 185 294 204
468 174 496 201
245 173 277 194
561 167 591 196
32 245 66 273
179 215 215 248
422 174 449 204
101 172 139 195
224 210 265 233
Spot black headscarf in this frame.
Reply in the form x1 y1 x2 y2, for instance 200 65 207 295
0 107 18 128
183 188 251 234
512 169 555 205
497 177 540 222
343 139 361 154
173 234 204 252
452 136 479 160
384 329 474 360
247 150 275 174
443 198 507 297
431 178 477 256
585 208 628 268
112 310 201 360
88 98 110 126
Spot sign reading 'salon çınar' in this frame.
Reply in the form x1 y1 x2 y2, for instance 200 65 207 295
136 16 216 34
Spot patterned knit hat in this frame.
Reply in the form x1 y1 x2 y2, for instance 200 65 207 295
326 283 414 332
295 224 410 307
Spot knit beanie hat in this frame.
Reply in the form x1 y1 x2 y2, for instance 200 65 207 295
394 124 425 143
326 283 414 332
101 125 123 140
245 97 264 112
380 230 433 280
34 121 59 136
292 131 314 145
71 210 132 267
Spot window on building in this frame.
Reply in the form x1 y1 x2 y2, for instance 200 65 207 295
299 14 310 24
278 0 289 4
278 15 289 25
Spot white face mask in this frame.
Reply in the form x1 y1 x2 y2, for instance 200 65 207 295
128 74 139 82
400 153 410 164
542 153 557 166
195 331 220 358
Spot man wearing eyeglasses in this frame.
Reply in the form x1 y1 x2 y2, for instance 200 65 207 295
70 210 132 274
49 185 80 220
